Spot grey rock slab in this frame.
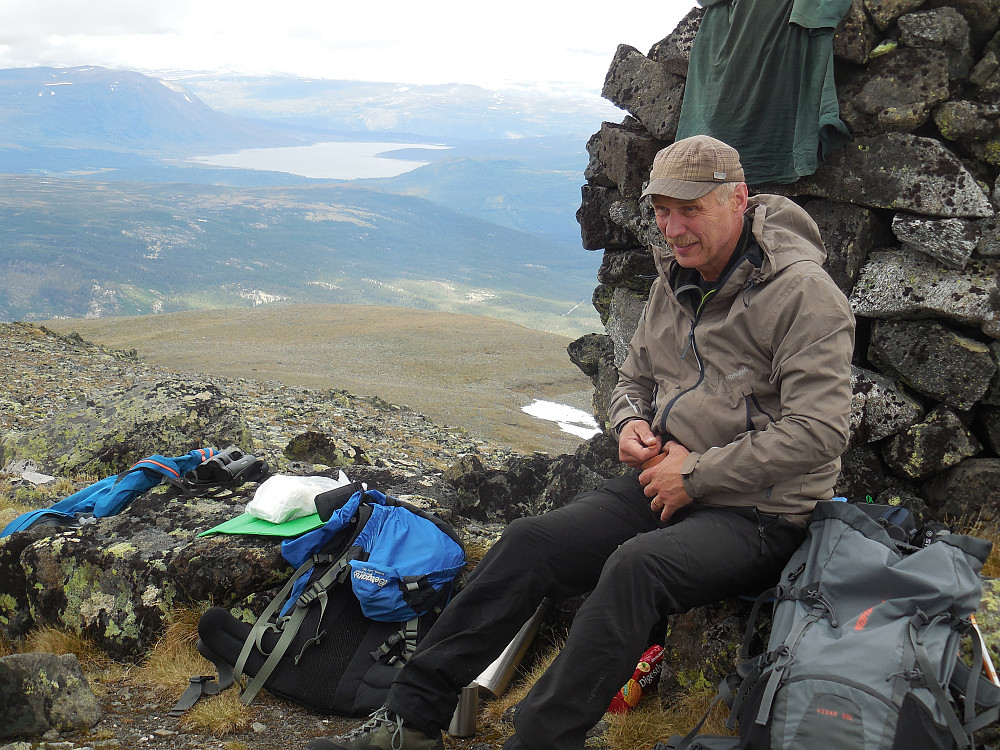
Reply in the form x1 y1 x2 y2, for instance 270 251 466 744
787 134 994 218
849 365 925 446
849 248 1000 334
601 44 685 142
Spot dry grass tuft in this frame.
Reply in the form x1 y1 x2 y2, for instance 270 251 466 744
0 630 15 658
129 602 255 736
132 604 211 692
460 538 494 574
961 515 1000 578
480 637 562 727
474 636 734 750
179 689 253 736
22 625 114 672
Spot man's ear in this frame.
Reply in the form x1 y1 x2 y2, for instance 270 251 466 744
732 182 749 213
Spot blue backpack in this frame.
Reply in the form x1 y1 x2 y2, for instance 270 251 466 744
187 487 466 716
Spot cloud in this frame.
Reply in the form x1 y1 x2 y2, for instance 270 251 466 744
0 0 695 90
0 1 185 37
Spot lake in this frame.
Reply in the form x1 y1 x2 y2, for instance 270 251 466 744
189 141 452 180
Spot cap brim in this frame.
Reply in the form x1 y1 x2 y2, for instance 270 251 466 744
641 178 721 201
198 511 324 538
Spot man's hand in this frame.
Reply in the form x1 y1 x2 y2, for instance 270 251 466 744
639 440 693 522
618 419 662 468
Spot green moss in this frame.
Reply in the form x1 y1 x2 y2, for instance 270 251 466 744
0 592 16 626
674 667 712 692
980 139 1000 167
870 41 897 58
104 542 137 557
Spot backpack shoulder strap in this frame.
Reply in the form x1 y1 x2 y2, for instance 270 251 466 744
236 502 374 704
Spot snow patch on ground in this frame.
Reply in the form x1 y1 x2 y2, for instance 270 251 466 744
522 399 600 439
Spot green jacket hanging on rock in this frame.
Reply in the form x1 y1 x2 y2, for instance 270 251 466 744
676 0 852 185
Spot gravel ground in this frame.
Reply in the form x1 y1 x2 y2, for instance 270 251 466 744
1 672 508 750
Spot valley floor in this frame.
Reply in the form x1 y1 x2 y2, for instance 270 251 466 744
41 304 599 457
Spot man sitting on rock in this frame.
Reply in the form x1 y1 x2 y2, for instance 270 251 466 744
303 135 856 750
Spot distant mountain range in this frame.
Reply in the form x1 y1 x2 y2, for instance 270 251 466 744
170 74 619 142
0 67 314 153
0 66 618 335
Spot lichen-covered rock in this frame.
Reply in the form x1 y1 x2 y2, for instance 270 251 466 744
567 333 613 382
596 248 657 293
788 134 994 218
1 378 253 477
835 443 892 501
583 131 614 189
448 453 552 524
592 358 620 433
890 213 981 269
646 6 702 76
867 319 996 410
921 457 1000 520
0 652 101 740
283 430 370 467
0 525 55 639
609 195 662 251
882 406 982 480
850 248 1000 335
924 0 1000 46
596 122 666 199
970 135 1000 167
864 0 925 30
849 365 925 447
806 198 887 295
447 434 623 524
974 405 1000 453
983 341 1000 406
578 185 634 251
897 6 974 81
12 488 287 660
606 287 647 368
839 48 950 134
970 30 1000 105
601 44 685 142
834 0 880 64
657 598 770 704
934 100 1000 145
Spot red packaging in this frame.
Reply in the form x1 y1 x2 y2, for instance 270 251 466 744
607 644 665 714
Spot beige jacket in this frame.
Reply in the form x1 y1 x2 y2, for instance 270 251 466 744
609 195 856 522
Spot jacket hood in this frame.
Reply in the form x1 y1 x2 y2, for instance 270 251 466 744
651 193 827 284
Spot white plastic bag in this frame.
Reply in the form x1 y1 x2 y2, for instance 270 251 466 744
245 472 353 524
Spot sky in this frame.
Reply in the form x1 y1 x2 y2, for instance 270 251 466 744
0 0 696 93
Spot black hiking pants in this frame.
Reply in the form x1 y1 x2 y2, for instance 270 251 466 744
384 473 805 750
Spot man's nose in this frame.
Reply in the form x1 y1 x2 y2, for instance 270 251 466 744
663 215 685 238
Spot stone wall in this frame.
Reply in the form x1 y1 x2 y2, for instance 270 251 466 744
572 0 1000 524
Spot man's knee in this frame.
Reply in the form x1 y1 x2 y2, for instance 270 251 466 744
471 515 553 580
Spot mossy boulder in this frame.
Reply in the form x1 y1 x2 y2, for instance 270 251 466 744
5 487 289 661
0 652 101 740
1 377 252 477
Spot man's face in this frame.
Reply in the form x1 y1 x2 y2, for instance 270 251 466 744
650 184 749 282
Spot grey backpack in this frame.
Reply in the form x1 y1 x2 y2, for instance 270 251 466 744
662 501 999 750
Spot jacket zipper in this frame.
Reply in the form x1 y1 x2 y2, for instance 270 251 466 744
657 289 710 436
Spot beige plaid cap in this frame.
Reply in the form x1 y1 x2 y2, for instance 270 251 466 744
641 135 745 201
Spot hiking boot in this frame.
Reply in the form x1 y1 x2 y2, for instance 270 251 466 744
304 706 444 750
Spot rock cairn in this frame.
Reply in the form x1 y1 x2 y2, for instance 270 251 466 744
573 0 1000 525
